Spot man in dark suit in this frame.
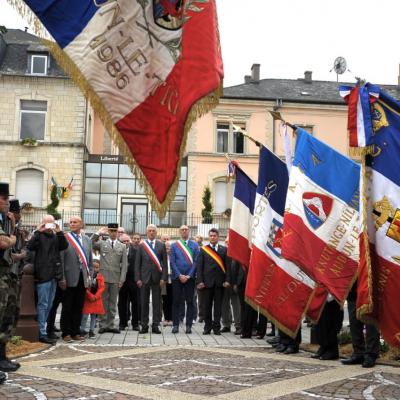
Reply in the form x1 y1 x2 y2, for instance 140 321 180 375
118 233 141 331
59 216 93 342
196 228 230 335
135 224 167 334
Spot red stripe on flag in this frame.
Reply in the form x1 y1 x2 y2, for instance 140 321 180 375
227 229 251 269
282 213 358 304
347 87 360 147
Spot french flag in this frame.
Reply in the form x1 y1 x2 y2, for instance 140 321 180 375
228 165 256 268
282 128 361 304
245 146 316 337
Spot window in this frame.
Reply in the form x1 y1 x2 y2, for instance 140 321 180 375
216 122 246 154
20 100 47 140
30 54 48 75
16 169 43 207
214 179 234 214
296 125 314 135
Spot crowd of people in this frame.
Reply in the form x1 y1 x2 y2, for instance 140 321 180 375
0 181 381 385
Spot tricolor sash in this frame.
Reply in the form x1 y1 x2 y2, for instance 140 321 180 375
176 240 193 266
142 241 162 273
65 232 90 277
202 245 225 273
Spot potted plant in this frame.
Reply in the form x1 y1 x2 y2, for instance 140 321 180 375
21 138 38 147
197 186 218 237
46 185 62 220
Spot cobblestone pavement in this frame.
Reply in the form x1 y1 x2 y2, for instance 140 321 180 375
1 341 400 400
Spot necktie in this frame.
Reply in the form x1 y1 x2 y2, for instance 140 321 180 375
111 241 114 248
151 241 154 249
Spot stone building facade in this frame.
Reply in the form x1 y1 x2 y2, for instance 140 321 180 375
0 28 88 215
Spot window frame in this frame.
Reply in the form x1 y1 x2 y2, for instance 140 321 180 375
19 100 47 141
30 54 48 76
215 121 247 155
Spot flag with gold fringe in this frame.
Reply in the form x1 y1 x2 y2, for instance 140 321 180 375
10 0 223 215
341 82 400 348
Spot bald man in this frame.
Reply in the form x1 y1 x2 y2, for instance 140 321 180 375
59 217 93 342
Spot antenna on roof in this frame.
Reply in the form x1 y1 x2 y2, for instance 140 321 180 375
24 27 28 32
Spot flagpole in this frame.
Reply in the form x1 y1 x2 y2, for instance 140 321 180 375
269 111 297 132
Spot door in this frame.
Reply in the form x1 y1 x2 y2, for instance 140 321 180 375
121 203 148 235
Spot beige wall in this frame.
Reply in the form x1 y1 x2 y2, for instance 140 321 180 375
0 75 86 212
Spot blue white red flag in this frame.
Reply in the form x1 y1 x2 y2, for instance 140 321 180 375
13 0 223 215
228 166 256 269
281 128 361 304
342 83 400 348
245 146 316 337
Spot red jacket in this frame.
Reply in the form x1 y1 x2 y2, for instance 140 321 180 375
82 273 105 315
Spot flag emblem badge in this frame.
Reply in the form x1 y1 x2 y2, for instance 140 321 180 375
387 209 400 243
267 218 283 257
302 192 333 230
153 0 185 30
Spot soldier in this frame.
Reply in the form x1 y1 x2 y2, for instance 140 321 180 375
92 223 128 333
0 183 19 381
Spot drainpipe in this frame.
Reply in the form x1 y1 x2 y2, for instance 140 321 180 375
272 99 282 153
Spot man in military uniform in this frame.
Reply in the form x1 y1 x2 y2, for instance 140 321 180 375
92 223 127 333
0 183 19 382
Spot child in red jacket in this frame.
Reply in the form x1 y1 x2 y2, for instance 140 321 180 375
81 259 105 338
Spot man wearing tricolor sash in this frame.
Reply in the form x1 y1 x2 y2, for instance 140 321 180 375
135 224 168 334
196 228 230 335
170 225 199 334
60 216 93 342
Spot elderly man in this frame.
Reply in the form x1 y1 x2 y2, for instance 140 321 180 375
170 225 199 334
135 224 167 334
59 217 93 342
27 214 68 344
92 223 127 334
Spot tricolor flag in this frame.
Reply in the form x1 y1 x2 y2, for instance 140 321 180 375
227 164 256 269
281 128 361 304
342 83 400 348
14 0 223 214
245 145 316 337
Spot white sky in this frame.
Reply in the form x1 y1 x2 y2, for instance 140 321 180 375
1 0 399 87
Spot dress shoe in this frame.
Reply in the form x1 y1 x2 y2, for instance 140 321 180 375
152 327 161 334
267 337 279 345
0 370 6 384
139 327 149 334
88 331 96 339
132 325 140 331
320 352 339 360
47 332 59 340
213 330 221 335
0 359 19 372
266 331 275 337
341 355 364 365
234 328 242 335
256 335 265 340
98 328 106 334
172 326 179 334
72 335 85 341
283 346 299 355
80 330 88 336
275 344 287 353
362 356 376 368
39 336 56 345
119 326 127 331
311 353 322 359
203 329 211 335
62 335 73 343
221 327 231 333
240 334 252 339
185 327 192 334
107 328 120 334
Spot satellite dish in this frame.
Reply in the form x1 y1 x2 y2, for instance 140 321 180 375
333 57 347 75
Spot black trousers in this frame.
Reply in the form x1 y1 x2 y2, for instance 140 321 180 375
348 297 380 358
316 300 343 356
46 284 64 334
162 283 173 321
237 282 257 337
118 280 141 328
203 285 224 331
60 273 86 337
172 278 195 327
141 282 161 327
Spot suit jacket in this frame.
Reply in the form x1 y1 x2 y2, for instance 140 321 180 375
196 244 231 288
169 239 200 280
61 233 93 288
134 239 168 284
230 259 246 287
126 244 137 282
92 234 128 284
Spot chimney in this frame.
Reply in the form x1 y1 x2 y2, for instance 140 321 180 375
251 63 260 83
304 70 312 83
244 75 251 84
24 26 28 32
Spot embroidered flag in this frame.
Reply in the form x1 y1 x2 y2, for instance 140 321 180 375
341 83 400 347
176 239 193 265
228 165 256 269
202 245 225 273
142 240 162 272
14 0 223 215
281 128 361 304
245 145 317 338
65 232 90 277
